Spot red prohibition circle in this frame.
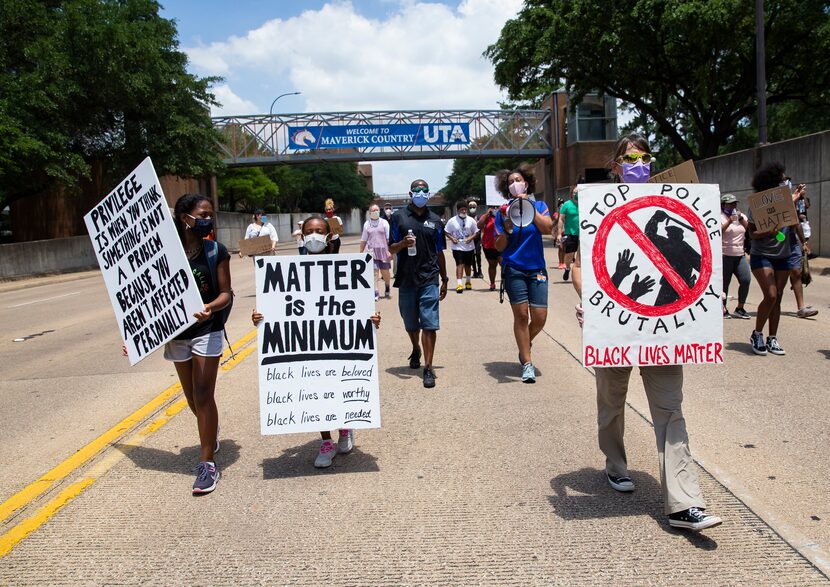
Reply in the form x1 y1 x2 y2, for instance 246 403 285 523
592 195 713 318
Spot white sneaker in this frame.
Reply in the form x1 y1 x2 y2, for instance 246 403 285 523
314 440 336 468
337 429 355 454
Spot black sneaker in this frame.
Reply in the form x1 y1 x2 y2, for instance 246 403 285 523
563 269 570 281
766 336 785 356
733 307 751 319
723 307 732 319
423 367 436 388
408 347 421 369
750 330 767 356
606 473 635 492
669 507 722 531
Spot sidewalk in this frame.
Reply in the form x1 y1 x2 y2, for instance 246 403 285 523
1 242 828 585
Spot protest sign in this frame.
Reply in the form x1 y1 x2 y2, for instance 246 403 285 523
239 235 273 257
747 186 798 231
84 157 204 365
647 160 699 184
485 175 508 207
255 253 381 435
326 216 344 235
578 183 723 367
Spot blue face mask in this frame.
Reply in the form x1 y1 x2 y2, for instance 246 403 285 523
260 215 268 223
411 192 430 208
621 162 650 183
187 214 214 238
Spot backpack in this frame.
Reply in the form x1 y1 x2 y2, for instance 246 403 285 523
204 239 235 357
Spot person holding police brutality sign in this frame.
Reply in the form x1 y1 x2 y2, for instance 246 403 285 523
168 194 233 495
494 164 554 384
572 134 721 531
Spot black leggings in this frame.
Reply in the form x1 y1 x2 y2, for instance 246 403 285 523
723 254 751 305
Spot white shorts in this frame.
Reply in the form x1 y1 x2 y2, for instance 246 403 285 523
163 330 224 362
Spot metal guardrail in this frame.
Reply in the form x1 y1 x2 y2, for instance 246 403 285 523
212 109 553 166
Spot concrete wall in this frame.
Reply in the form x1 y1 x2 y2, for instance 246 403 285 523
697 130 828 256
0 236 98 279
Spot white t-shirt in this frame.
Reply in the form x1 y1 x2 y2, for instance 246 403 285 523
445 215 478 252
245 222 278 243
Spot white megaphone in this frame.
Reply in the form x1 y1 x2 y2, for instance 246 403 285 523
506 195 537 228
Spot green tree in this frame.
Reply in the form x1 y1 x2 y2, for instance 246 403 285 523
441 157 534 205
264 163 373 213
485 0 830 160
217 167 278 211
0 0 224 211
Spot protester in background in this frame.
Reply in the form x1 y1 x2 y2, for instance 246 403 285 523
494 164 553 383
383 203 394 220
389 179 449 389
720 194 751 319
747 162 813 356
360 204 392 301
553 198 565 270
573 133 722 531
240 209 278 257
557 189 579 281
252 216 381 468
477 205 501 291
468 199 484 279
291 220 307 255
324 198 343 254
786 178 818 318
445 201 479 293
168 194 233 495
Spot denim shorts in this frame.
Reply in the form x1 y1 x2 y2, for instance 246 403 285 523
749 253 791 272
503 266 548 308
163 330 224 361
398 284 440 332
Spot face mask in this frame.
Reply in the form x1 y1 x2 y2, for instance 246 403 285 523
411 193 430 208
468 206 477 215
621 162 650 183
723 207 734 216
303 233 328 253
384 208 392 216
459 212 467 219
325 210 334 218
508 181 527 196
370 210 380 220
780 179 793 189
260 215 268 223
186 214 213 238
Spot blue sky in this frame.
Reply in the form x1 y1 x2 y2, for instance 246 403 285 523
159 0 521 194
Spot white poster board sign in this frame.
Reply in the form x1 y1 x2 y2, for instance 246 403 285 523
255 253 381 435
485 174 508 207
579 183 723 367
84 157 204 365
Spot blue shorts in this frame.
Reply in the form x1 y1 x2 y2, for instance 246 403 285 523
749 254 791 272
503 266 548 308
398 284 440 332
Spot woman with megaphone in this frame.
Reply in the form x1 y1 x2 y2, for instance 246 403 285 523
493 164 554 383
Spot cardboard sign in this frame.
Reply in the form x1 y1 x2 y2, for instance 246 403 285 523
326 216 343 235
84 158 204 365
747 186 798 231
239 235 273 257
485 174 508 207
255 253 381 435
648 160 699 184
579 183 723 367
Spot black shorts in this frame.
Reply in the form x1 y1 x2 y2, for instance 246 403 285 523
483 247 500 261
452 249 475 266
562 234 580 254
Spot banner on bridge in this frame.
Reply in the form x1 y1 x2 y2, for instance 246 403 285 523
84 158 204 365
288 123 470 150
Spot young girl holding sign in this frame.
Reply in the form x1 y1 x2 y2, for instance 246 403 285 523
168 194 233 495
252 216 381 468
572 134 721 531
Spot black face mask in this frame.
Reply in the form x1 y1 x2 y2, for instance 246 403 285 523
187 214 214 238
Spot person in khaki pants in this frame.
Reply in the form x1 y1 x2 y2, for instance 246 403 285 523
571 133 722 532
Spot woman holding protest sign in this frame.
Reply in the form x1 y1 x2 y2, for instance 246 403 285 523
252 216 381 468
240 209 278 258
747 162 814 356
493 164 554 384
167 193 233 495
324 198 344 254
571 133 721 531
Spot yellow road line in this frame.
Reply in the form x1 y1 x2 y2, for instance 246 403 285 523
0 328 257 525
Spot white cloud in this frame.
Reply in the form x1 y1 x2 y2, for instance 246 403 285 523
185 0 524 192
210 84 260 117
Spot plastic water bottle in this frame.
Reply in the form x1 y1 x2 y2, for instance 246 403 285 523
407 230 417 256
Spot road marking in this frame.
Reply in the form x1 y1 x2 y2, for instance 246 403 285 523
0 328 257 527
6 292 80 308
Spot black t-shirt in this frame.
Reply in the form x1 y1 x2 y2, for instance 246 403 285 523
176 241 230 340
389 206 445 288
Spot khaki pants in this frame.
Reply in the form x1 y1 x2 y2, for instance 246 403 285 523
595 365 705 515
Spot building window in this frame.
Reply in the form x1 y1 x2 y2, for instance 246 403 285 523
567 95 619 144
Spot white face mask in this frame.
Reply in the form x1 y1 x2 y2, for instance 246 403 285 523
370 210 380 220
468 206 477 215
303 233 328 253
459 212 467 219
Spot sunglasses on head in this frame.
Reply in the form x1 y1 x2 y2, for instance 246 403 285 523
618 153 654 164
411 186 429 193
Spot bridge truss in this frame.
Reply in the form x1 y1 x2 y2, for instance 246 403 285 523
212 109 553 166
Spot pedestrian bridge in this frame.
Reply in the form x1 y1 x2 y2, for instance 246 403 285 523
212 109 553 166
